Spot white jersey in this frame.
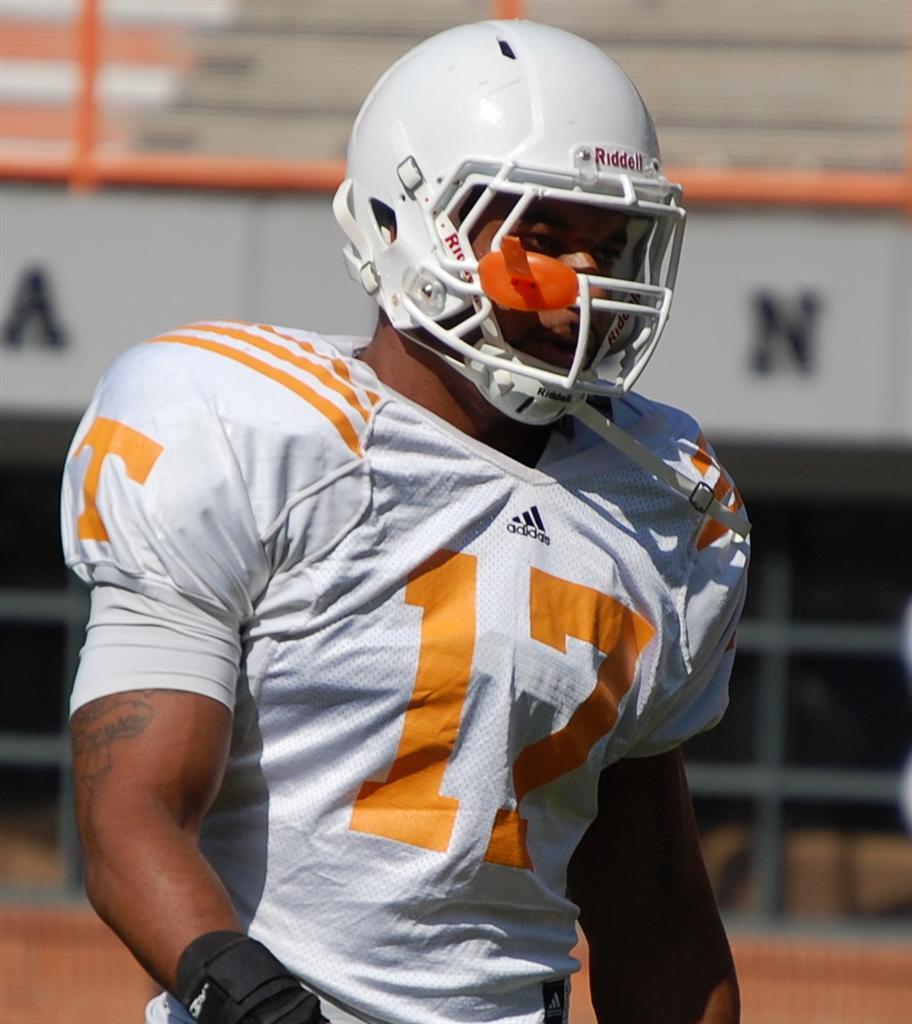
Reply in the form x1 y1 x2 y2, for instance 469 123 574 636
61 321 748 1024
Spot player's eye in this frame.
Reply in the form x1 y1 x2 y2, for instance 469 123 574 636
592 245 623 268
518 231 563 256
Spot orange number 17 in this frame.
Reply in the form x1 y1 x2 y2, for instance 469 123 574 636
350 550 655 869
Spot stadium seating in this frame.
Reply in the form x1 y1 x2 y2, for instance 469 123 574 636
0 0 909 170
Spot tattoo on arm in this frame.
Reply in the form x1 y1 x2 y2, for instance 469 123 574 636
71 691 155 793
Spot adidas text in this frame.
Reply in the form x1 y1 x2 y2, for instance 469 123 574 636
507 522 550 544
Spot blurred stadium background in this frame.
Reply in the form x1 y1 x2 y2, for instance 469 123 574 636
1 1 911 1022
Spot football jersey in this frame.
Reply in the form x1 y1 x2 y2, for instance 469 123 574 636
62 320 748 1024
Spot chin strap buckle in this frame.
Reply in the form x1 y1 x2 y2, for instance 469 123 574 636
572 402 752 539
688 480 715 514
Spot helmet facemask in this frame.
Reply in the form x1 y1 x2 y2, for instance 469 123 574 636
338 163 685 425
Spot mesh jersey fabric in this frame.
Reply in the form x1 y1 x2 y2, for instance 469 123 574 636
62 321 748 1024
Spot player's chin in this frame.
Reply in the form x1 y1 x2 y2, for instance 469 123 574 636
511 322 607 373
511 334 577 371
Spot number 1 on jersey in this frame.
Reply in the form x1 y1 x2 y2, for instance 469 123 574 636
350 550 476 852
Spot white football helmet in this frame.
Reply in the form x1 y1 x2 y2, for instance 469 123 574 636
334 19 685 426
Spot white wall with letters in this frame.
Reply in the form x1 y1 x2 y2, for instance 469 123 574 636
649 210 912 444
2 185 910 445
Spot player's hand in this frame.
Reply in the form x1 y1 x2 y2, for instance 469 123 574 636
177 931 324 1024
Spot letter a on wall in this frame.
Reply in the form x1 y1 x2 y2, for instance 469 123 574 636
3 266 68 349
750 290 820 374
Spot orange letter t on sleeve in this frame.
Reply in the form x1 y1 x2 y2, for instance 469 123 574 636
75 417 164 541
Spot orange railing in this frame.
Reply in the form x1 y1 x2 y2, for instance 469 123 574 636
1 0 911 212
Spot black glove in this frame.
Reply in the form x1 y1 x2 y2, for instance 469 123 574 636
176 931 325 1024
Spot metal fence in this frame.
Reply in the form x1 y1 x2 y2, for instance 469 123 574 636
0 0 910 209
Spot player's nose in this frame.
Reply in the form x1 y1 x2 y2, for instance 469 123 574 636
560 251 598 272
559 251 607 299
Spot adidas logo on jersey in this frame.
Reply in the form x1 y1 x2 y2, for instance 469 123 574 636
542 980 567 1022
507 505 550 545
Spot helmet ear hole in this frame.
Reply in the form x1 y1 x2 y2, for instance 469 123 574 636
369 199 397 245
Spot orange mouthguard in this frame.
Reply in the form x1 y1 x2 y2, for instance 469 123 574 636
478 236 579 311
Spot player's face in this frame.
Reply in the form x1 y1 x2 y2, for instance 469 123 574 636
470 196 631 371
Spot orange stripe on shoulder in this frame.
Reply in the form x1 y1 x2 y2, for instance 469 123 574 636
192 322 379 422
149 334 364 457
690 432 715 477
262 325 382 408
689 433 743 550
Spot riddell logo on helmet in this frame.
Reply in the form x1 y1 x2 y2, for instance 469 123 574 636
595 148 645 172
537 387 573 403
605 293 641 347
443 232 466 261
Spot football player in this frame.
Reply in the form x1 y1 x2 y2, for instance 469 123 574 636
62 21 749 1024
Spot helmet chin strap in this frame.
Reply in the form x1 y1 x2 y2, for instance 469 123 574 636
400 310 750 538
466 259 750 537
572 402 752 538
467 342 583 425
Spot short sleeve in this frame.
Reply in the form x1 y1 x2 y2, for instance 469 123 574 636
61 327 374 623
62 326 378 713
70 584 242 715
61 345 270 622
627 456 750 757
627 577 746 757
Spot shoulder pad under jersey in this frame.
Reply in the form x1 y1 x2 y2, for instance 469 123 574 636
61 321 380 618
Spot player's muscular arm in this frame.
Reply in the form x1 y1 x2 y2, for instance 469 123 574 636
568 748 739 1024
71 689 239 993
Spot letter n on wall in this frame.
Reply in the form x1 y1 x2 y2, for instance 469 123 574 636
750 290 820 373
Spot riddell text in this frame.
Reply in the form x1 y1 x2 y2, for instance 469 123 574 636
443 233 466 261
595 148 645 172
